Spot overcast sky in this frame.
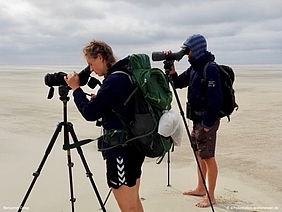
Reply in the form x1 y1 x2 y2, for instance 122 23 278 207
1 0 281 65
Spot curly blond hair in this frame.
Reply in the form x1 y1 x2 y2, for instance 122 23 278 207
83 40 116 69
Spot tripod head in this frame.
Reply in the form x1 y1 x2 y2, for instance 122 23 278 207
46 85 71 101
59 86 71 102
163 61 174 75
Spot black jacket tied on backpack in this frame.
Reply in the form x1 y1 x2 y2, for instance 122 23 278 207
72 57 139 159
171 51 223 128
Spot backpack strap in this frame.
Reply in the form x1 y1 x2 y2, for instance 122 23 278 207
203 61 216 82
200 61 220 118
111 70 133 83
111 70 138 106
200 61 213 102
63 138 95 150
96 70 136 151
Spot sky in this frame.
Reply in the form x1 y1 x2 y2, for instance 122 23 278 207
0 0 282 65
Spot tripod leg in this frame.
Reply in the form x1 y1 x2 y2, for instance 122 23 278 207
18 122 64 212
63 122 76 212
103 189 112 206
166 72 215 212
66 148 76 212
67 122 107 212
167 150 171 187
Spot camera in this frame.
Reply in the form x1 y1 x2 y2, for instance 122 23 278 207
151 47 189 61
44 65 91 87
44 65 101 99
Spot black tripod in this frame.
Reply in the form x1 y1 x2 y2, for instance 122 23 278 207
163 61 215 212
18 86 107 212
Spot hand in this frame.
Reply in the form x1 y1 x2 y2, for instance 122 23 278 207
203 128 210 132
163 50 172 55
163 50 176 74
90 93 97 99
64 72 80 91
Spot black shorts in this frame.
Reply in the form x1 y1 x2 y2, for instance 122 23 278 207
106 153 145 189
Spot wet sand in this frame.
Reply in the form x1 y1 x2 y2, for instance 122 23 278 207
0 64 281 212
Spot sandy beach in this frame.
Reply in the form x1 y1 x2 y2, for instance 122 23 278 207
0 64 282 212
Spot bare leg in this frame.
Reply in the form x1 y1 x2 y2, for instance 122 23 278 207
196 157 217 207
112 178 144 212
183 151 206 196
135 179 144 211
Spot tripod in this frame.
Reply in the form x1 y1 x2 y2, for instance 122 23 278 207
18 86 107 212
163 61 215 212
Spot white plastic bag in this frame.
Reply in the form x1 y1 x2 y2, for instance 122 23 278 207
158 109 183 146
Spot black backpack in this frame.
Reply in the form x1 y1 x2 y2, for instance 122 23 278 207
203 62 239 121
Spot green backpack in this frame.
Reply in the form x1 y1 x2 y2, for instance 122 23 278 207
126 54 173 161
128 54 173 110
103 54 173 163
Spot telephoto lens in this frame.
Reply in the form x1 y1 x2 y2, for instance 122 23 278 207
151 48 189 61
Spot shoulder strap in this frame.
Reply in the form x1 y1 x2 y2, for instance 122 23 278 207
111 70 133 84
111 70 138 105
203 61 216 81
113 70 138 106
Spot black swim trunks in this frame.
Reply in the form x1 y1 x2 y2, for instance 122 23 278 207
106 153 145 189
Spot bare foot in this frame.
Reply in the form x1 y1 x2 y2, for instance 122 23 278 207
183 189 205 196
196 197 216 207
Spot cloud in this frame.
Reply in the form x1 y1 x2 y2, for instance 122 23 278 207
0 0 282 64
